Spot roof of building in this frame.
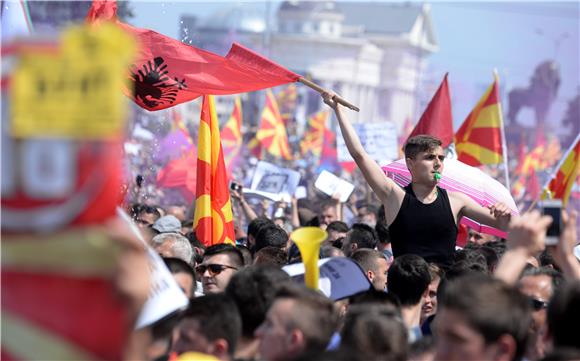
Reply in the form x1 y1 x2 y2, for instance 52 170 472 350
279 1 342 14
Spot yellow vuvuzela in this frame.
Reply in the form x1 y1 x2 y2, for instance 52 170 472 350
290 227 327 290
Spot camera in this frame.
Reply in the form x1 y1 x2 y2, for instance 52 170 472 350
230 182 242 192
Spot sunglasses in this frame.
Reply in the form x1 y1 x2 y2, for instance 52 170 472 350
530 298 548 311
195 264 237 276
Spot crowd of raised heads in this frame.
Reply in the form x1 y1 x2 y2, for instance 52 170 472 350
116 95 580 361
125 191 580 361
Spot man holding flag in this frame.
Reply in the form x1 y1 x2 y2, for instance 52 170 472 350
322 91 513 266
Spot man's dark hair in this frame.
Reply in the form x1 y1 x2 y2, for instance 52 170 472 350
547 280 580 349
478 246 500 273
448 247 489 278
427 262 445 282
182 294 241 356
326 221 349 234
404 135 442 159
351 249 385 275
185 231 205 264
247 217 274 240
131 204 162 221
225 265 291 338
275 283 338 353
236 245 253 266
387 254 431 307
349 288 401 309
163 257 196 295
485 240 507 259
203 244 244 268
150 311 183 356
254 225 288 252
319 198 339 212
254 246 288 267
520 266 564 292
440 274 531 361
341 303 408 361
349 223 378 250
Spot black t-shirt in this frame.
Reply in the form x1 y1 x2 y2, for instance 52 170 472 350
388 185 457 266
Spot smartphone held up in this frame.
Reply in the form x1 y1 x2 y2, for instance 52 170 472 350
541 200 562 246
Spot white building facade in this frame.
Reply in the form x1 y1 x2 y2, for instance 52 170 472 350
180 1 438 132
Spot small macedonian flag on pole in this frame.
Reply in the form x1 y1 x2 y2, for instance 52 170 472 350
542 133 580 206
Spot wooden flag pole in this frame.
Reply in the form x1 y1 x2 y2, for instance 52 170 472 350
298 77 360 112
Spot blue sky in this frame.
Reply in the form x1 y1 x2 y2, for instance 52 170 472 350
131 1 579 130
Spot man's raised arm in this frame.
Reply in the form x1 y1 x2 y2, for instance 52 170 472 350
322 92 397 204
453 191 512 231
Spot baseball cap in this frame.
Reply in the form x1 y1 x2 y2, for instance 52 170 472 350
152 215 182 234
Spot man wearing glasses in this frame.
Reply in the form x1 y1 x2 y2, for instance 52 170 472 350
518 267 563 361
196 244 244 294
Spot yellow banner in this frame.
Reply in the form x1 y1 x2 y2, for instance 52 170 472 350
11 24 135 139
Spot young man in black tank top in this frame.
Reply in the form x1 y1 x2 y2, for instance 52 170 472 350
322 92 512 266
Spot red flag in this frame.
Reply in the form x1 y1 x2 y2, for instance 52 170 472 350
193 95 235 246
86 0 300 111
408 73 453 147
455 76 504 166
156 150 198 203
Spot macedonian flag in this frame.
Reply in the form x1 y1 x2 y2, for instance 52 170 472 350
193 95 235 246
300 110 329 157
543 134 580 206
256 90 292 160
221 97 243 175
455 75 504 166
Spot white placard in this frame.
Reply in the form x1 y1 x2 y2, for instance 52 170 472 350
135 248 190 329
250 161 301 201
294 186 307 199
337 122 398 163
116 208 189 329
314 170 355 203
283 257 372 301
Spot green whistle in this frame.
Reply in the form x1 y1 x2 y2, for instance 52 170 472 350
434 172 441 181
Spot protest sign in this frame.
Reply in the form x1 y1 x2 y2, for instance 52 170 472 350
283 257 372 301
314 170 355 202
11 24 135 139
337 122 398 164
248 161 300 201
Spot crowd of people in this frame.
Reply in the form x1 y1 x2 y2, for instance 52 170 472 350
115 94 580 361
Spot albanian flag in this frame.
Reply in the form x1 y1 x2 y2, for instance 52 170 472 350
86 0 301 111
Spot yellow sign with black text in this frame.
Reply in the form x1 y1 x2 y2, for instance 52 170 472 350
11 24 135 139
